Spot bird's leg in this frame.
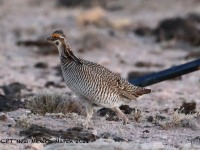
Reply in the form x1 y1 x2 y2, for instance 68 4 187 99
112 107 129 125
83 101 93 128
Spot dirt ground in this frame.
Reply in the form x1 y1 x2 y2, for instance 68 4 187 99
0 0 200 149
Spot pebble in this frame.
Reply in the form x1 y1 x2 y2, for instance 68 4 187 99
0 113 9 122
0 113 16 127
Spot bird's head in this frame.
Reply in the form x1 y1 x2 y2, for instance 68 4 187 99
47 30 82 64
47 30 66 48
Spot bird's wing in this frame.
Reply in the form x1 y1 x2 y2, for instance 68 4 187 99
83 60 151 100
117 78 151 100
82 60 117 78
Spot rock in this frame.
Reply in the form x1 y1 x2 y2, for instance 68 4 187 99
113 137 127 142
17 40 57 55
98 105 138 122
134 26 153 36
135 61 163 68
7 124 12 127
153 17 200 46
176 101 196 114
0 113 9 121
97 108 115 117
147 116 154 122
119 105 135 114
1 82 27 98
184 51 200 59
143 130 149 133
134 15 200 47
97 108 120 122
44 81 65 88
0 94 25 112
187 13 200 23
57 0 107 8
0 113 16 127
34 62 48 69
106 116 120 122
99 132 128 142
155 114 167 120
20 125 97 142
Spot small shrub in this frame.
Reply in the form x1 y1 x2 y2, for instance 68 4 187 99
27 92 83 115
160 110 200 130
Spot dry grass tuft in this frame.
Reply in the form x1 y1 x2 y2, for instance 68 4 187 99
160 110 200 130
132 108 142 123
26 92 83 115
15 114 32 129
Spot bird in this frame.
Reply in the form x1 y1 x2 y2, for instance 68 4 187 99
47 30 151 127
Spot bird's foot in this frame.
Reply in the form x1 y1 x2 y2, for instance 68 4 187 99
122 116 129 125
112 107 129 125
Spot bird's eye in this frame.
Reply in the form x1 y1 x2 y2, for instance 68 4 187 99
55 41 59 46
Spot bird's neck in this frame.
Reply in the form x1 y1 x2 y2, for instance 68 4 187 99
59 40 82 65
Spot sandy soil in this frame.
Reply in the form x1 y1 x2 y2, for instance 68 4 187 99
0 0 200 149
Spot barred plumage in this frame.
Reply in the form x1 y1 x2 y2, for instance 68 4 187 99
47 30 151 127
